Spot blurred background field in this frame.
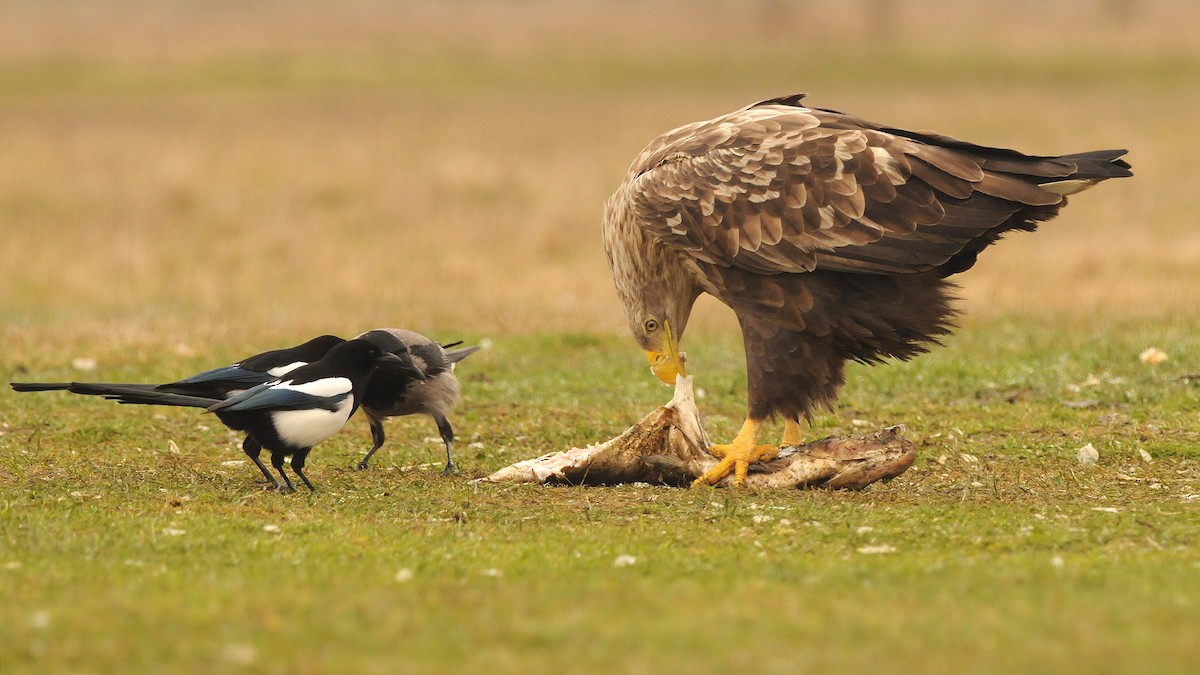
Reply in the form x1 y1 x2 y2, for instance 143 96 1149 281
1 0 1197 354
2 1 1199 673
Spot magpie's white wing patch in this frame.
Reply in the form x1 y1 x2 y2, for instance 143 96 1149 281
267 361 310 378
275 376 353 398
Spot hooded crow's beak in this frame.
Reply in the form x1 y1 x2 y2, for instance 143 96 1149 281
374 352 428 383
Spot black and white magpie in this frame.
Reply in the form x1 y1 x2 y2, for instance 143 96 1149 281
69 339 418 492
355 329 481 474
11 328 479 477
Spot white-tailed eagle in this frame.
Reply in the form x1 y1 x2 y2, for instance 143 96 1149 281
603 94 1131 486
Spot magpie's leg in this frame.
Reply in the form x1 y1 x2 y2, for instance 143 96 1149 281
242 436 279 490
270 452 296 494
435 415 457 475
291 449 316 492
355 417 386 471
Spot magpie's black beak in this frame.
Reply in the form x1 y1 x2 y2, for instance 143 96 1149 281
374 352 428 383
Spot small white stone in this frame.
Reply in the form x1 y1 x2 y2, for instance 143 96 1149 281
1050 555 1065 568
394 568 414 583
262 524 281 533
856 544 895 555
221 643 257 665
1138 448 1153 464
30 610 51 629
162 528 186 537
481 568 503 578
1077 443 1100 466
613 554 638 567
71 357 97 371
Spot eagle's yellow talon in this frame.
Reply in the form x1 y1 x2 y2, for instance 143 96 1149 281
691 418 780 487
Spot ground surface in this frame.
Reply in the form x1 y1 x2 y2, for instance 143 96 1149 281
2 1 1199 673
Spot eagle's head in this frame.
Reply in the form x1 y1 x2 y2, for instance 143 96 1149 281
604 201 701 385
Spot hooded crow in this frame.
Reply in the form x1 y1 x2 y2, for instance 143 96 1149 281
355 329 480 474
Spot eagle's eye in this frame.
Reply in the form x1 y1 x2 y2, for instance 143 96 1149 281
643 318 659 334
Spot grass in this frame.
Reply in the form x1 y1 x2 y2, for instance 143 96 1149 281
4 325 1199 674
2 1 1200 673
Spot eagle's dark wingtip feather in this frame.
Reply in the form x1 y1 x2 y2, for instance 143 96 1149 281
1055 149 1132 177
752 93 809 108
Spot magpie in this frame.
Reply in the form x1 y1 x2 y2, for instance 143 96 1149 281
12 332 351 488
10 333 346 399
11 329 473 475
355 329 481 474
70 339 418 492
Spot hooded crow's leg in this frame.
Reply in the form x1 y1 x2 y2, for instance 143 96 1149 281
435 415 457 475
291 449 316 492
242 436 280 490
354 417 387 471
270 452 296 494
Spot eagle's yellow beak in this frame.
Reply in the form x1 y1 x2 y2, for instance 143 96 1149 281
645 320 687 384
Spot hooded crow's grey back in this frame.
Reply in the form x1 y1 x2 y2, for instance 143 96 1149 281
355 328 481 474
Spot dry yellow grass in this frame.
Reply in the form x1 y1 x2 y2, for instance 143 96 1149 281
0 0 1196 353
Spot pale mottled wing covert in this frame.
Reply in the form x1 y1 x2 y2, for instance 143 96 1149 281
624 96 1102 277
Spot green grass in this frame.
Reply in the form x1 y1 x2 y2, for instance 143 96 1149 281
3 320 1199 674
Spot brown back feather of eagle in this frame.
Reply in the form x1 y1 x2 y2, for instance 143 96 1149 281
618 94 1130 291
